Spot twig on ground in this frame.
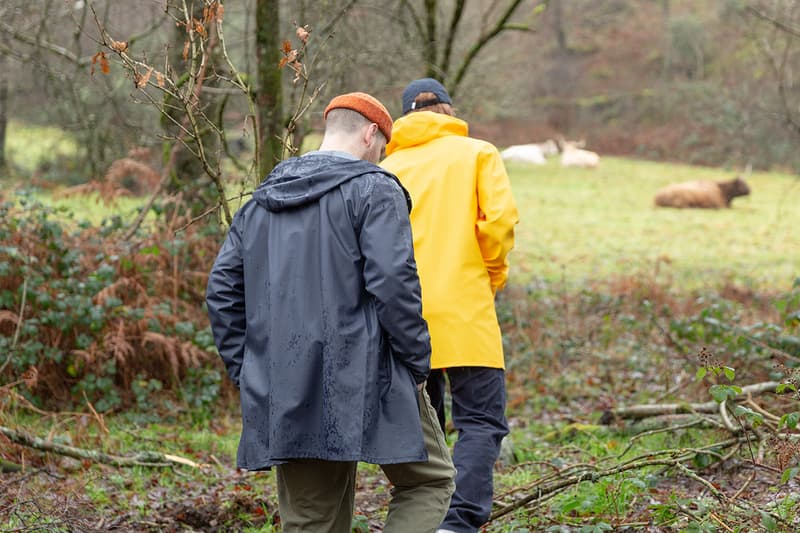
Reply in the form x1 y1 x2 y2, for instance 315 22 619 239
0 425 202 469
602 381 780 421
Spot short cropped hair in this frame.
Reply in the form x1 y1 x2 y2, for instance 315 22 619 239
325 108 387 144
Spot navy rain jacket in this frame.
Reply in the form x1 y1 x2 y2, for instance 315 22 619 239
206 152 432 470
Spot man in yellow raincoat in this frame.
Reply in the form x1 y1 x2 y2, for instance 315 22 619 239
381 78 519 533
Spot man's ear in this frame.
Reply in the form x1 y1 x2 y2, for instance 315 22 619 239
364 123 379 147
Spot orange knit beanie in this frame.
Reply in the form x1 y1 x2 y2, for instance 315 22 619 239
323 92 393 142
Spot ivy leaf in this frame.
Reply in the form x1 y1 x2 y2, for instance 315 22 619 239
779 412 800 430
733 405 764 427
760 511 778 532
780 466 800 484
723 366 736 382
709 384 741 403
693 452 714 468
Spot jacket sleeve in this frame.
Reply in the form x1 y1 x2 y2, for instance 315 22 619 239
476 145 519 292
205 210 246 388
358 176 431 384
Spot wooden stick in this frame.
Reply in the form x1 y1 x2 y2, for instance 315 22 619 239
603 382 781 421
0 425 201 469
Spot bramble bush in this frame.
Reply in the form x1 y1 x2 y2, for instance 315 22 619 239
0 190 231 412
497 273 800 413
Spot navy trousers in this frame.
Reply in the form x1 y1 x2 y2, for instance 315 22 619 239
426 367 509 533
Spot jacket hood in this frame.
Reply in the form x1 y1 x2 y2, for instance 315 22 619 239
386 111 468 155
255 153 396 212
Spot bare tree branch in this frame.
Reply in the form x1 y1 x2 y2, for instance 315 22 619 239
440 0 466 79
319 0 361 36
398 0 426 46
747 4 800 38
0 20 87 65
449 0 544 97
89 1 234 227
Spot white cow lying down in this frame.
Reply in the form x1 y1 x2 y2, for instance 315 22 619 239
537 139 559 157
559 140 600 168
500 144 546 165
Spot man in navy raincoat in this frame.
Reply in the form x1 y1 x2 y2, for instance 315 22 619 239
206 92 455 533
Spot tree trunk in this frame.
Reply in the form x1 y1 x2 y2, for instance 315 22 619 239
256 0 284 180
0 55 8 172
661 0 671 79
439 0 466 81
448 0 533 98
423 0 440 79
552 0 567 53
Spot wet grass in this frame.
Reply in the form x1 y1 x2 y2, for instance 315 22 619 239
507 157 800 291
3 120 80 177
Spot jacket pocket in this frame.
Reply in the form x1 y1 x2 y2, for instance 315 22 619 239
378 333 393 397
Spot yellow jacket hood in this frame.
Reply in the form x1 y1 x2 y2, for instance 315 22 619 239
386 112 469 154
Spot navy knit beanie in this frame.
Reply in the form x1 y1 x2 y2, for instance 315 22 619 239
401 78 453 115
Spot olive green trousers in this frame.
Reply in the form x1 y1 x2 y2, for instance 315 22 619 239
276 389 456 533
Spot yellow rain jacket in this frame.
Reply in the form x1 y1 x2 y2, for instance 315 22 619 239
382 111 519 369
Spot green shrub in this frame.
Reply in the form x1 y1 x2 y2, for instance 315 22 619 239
0 190 228 411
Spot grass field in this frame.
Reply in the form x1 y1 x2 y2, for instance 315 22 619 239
506 157 800 291
4 120 80 176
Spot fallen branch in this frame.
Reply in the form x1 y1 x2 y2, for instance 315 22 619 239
601 382 781 422
488 436 786 526
490 446 704 521
628 413 725 435
0 425 201 469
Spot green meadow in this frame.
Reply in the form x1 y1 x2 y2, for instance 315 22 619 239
4 120 81 175
507 157 799 291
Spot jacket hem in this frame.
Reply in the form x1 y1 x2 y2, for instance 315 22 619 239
239 451 428 471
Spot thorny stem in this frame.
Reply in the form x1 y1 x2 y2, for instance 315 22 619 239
174 191 254 234
280 27 334 159
613 417 709 459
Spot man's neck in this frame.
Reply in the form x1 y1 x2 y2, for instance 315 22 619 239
318 138 362 159
306 149 358 161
